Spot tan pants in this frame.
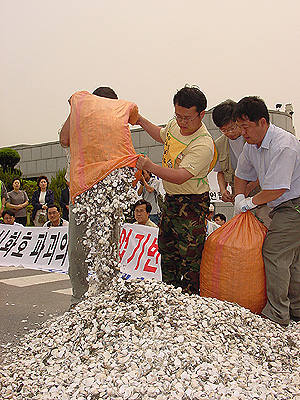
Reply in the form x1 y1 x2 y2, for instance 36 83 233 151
261 197 300 325
251 204 272 229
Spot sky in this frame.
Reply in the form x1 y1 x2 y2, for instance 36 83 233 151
1 0 300 147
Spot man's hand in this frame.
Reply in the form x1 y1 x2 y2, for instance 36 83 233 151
234 194 256 214
136 155 152 171
221 189 234 203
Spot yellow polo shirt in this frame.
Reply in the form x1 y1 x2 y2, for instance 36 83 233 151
160 119 214 195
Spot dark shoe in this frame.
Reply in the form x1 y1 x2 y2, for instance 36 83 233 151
68 298 84 311
291 315 300 323
68 302 79 311
260 313 289 327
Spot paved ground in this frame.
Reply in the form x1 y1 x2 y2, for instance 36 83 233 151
0 265 72 359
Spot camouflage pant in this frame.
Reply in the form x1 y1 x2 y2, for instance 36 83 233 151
158 192 209 295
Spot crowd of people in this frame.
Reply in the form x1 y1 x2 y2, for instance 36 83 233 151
0 175 70 228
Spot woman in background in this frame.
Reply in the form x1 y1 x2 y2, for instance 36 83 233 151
31 175 54 226
6 177 29 226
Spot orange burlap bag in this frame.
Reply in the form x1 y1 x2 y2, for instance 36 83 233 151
69 91 140 203
200 211 268 314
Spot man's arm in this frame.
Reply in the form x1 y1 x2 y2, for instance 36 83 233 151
245 178 259 197
235 176 286 205
234 176 248 196
136 115 164 144
252 189 286 205
60 115 70 147
136 156 192 185
217 171 233 202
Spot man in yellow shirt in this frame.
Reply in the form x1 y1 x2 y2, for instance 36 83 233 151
136 85 216 294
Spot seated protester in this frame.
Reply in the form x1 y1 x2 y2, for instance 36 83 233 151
133 199 158 228
2 210 23 226
43 204 69 228
213 213 226 226
206 211 219 238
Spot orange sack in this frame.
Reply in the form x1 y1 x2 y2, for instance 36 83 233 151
69 91 140 203
200 211 268 314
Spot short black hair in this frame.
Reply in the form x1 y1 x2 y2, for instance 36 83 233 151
92 87 118 99
37 175 49 187
133 199 152 214
213 213 226 222
212 99 237 128
233 96 270 124
12 177 22 185
3 209 15 218
173 85 207 113
47 204 60 213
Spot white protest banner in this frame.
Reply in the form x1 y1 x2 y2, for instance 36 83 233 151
0 225 68 273
208 171 223 202
119 223 162 281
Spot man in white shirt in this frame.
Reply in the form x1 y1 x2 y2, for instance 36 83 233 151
212 99 271 227
137 170 164 226
43 204 69 228
233 96 300 326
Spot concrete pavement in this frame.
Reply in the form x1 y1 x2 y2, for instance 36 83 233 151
0 265 72 359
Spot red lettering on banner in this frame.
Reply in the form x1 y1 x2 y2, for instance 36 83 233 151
126 233 144 264
143 258 157 273
147 237 160 264
119 228 133 261
135 233 151 270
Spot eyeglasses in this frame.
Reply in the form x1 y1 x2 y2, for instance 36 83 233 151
135 209 147 214
219 124 238 134
174 113 200 123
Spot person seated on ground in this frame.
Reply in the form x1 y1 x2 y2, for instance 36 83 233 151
206 210 219 238
2 210 23 226
213 213 226 226
43 204 69 228
133 199 158 227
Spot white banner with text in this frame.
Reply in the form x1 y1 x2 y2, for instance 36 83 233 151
0 225 69 274
0 223 162 280
119 223 162 281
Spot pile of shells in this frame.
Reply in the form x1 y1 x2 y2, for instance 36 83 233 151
1 278 300 399
72 167 138 292
1 166 300 399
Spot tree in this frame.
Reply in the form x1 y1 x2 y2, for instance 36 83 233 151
0 148 21 173
49 168 67 205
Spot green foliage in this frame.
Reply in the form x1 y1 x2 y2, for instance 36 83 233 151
0 148 21 173
22 179 38 201
20 179 37 226
49 168 67 204
0 169 22 191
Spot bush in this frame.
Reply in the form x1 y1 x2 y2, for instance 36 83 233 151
21 179 38 226
0 169 22 191
49 168 67 204
0 148 21 173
